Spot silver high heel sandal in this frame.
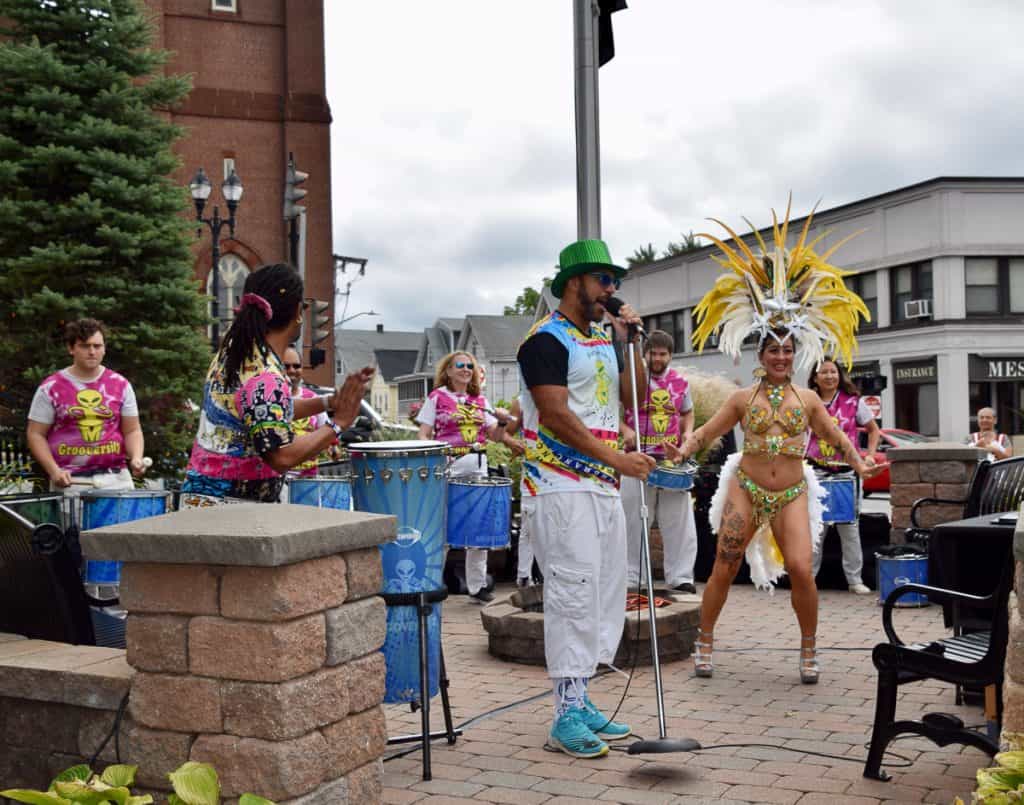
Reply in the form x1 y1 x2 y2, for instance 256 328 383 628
800 635 819 685
694 628 714 678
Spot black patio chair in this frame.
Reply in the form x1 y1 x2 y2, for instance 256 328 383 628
0 494 118 645
863 547 1013 781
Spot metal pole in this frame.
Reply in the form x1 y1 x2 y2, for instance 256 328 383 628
210 207 221 352
625 338 668 740
573 0 601 239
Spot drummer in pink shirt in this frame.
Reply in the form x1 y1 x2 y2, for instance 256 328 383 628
619 329 698 594
416 351 519 603
26 318 146 491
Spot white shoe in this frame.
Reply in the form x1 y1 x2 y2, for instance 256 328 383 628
849 582 871 595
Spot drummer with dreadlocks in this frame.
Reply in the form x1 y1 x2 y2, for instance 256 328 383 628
677 202 879 685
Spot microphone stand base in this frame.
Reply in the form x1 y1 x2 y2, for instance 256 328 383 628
626 737 702 755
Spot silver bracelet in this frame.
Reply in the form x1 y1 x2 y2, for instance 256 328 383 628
319 394 332 414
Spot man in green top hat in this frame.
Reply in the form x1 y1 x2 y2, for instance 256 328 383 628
516 238 654 759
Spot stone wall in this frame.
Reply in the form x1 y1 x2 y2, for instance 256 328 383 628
1002 527 1024 738
1 504 395 805
886 443 984 544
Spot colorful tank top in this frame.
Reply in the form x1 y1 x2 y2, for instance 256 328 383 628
424 387 490 456
182 345 294 502
37 369 131 474
624 368 689 457
806 389 859 466
519 311 620 497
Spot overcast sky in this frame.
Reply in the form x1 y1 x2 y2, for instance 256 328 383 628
324 1 1024 333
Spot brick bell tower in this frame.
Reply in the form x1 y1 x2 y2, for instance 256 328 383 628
146 0 335 385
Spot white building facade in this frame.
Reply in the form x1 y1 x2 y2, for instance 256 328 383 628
618 177 1024 443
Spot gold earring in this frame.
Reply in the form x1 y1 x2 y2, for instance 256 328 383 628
296 316 302 324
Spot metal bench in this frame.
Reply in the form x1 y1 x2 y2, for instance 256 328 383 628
909 454 1024 541
863 549 1013 781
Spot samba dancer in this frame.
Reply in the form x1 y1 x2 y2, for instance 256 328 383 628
806 359 880 594
679 204 878 684
26 318 146 491
416 351 520 604
181 263 371 505
517 239 654 759
619 329 699 594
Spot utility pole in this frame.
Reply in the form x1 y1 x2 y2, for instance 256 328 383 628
574 0 601 240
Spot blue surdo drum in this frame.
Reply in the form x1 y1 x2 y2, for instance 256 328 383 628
817 471 859 524
876 553 929 608
647 460 697 492
348 440 448 704
80 489 170 591
446 477 511 550
287 476 352 511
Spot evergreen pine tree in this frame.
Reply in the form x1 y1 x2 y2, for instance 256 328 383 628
0 0 207 478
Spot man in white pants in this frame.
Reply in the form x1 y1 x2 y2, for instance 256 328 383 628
518 239 654 759
619 329 698 594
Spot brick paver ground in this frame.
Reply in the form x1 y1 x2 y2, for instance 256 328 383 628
382 582 987 804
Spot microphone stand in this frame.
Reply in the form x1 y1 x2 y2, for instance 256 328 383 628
622 330 700 755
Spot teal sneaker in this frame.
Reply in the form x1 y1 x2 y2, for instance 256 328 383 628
546 708 609 758
581 695 632 740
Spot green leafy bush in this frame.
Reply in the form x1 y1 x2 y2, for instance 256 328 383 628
2 762 275 805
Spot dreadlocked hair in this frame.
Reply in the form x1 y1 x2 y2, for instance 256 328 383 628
219 263 303 388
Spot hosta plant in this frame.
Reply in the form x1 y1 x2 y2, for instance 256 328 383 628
2 762 275 805
955 750 1024 804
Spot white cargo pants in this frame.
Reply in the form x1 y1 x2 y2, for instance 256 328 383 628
521 491 627 678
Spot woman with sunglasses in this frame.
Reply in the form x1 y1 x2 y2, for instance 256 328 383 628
181 263 373 505
416 351 518 603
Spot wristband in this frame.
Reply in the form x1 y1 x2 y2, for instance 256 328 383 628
327 420 344 443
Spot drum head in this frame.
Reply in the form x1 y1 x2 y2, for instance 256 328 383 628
78 489 172 499
349 440 448 456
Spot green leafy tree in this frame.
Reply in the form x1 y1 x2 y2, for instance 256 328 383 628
626 243 657 267
663 230 703 257
503 275 551 316
0 0 208 478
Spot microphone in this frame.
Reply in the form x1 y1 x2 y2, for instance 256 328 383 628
604 296 644 334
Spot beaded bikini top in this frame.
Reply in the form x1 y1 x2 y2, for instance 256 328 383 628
742 382 809 458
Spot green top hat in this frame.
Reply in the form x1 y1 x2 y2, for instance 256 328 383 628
551 239 627 299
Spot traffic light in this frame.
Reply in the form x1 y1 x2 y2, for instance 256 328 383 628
308 298 330 368
284 152 307 221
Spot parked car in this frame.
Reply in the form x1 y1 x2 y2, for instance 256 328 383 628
856 428 932 495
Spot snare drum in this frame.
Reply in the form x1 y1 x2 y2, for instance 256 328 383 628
80 489 170 594
287 476 352 511
349 440 448 704
647 461 696 492
876 553 928 607
446 477 511 550
816 471 859 524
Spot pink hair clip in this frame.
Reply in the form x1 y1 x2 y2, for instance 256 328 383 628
234 293 273 320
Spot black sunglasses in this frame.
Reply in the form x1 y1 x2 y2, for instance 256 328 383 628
588 271 621 290
283 362 302 369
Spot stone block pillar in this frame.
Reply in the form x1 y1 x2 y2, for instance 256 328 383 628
82 503 394 804
886 443 984 544
1003 523 1024 739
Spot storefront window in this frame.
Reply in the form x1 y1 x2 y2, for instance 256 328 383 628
893 358 938 436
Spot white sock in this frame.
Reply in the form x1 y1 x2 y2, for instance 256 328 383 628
553 677 589 717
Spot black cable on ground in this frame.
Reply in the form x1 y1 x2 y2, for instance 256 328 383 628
88 691 130 768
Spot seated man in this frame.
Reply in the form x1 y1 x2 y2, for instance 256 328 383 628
966 407 1012 461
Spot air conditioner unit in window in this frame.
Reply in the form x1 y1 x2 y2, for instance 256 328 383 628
904 299 932 319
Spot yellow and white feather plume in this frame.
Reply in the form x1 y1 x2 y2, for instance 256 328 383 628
692 199 869 374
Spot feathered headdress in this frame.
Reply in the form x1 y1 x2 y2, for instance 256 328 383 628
692 198 869 374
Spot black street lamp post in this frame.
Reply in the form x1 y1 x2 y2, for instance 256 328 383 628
189 167 244 351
